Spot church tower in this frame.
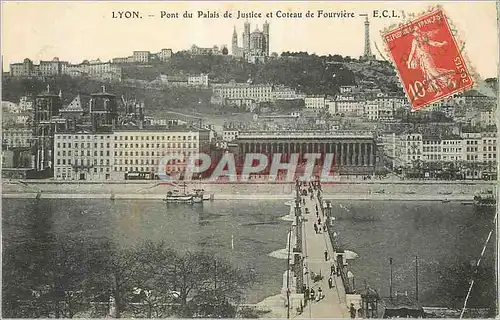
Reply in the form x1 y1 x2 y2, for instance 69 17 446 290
243 20 251 51
263 21 270 56
232 26 238 56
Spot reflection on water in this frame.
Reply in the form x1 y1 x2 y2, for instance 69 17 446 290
330 201 496 307
2 198 496 309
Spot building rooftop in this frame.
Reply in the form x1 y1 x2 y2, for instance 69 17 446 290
213 82 272 88
238 130 375 139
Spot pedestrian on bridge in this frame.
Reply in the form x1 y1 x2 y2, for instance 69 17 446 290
328 276 333 289
324 250 329 261
313 223 318 234
350 303 356 318
330 264 336 275
309 288 315 300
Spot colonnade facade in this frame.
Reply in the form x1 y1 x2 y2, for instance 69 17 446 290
237 139 377 169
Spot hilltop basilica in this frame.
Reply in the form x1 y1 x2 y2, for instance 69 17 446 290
232 21 270 63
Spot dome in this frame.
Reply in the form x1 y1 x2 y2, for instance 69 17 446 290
251 27 262 35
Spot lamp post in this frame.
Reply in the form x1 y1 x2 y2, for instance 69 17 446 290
389 258 393 302
286 227 292 319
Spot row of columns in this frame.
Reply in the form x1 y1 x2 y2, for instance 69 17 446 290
240 141 376 166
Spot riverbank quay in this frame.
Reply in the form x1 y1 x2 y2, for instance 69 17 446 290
2 179 493 200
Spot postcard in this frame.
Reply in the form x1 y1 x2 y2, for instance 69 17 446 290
1 1 498 319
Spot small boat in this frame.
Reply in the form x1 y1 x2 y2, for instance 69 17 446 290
442 199 450 203
473 190 496 212
439 191 453 195
191 188 209 201
164 190 194 203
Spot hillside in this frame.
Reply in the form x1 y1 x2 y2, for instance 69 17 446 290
122 53 400 95
2 53 403 117
1 75 214 116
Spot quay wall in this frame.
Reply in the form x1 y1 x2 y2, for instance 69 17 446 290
1 179 494 200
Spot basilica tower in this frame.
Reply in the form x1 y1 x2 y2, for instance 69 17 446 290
263 21 270 56
232 26 238 55
243 20 251 51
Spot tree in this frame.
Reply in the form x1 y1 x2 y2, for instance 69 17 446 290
184 255 253 318
331 54 344 62
129 241 180 318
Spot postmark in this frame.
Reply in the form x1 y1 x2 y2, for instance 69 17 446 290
381 6 476 111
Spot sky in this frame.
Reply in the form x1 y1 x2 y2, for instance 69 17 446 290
1 1 499 78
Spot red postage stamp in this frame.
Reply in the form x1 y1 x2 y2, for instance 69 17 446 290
382 7 474 111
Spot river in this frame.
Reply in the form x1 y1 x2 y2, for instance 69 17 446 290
2 198 496 309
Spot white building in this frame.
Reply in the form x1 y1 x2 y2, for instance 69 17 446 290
113 128 210 179
339 85 357 94
461 131 482 163
2 128 32 148
19 96 34 111
62 61 122 81
336 97 364 116
481 131 497 164
399 133 423 166
480 111 496 127
304 96 325 110
53 131 114 180
53 128 211 181
222 130 239 142
364 100 379 120
2 101 19 113
158 49 173 61
14 115 30 125
398 130 497 179
272 85 302 101
132 51 151 63
188 74 209 87
325 99 336 114
212 83 273 105
440 136 463 162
